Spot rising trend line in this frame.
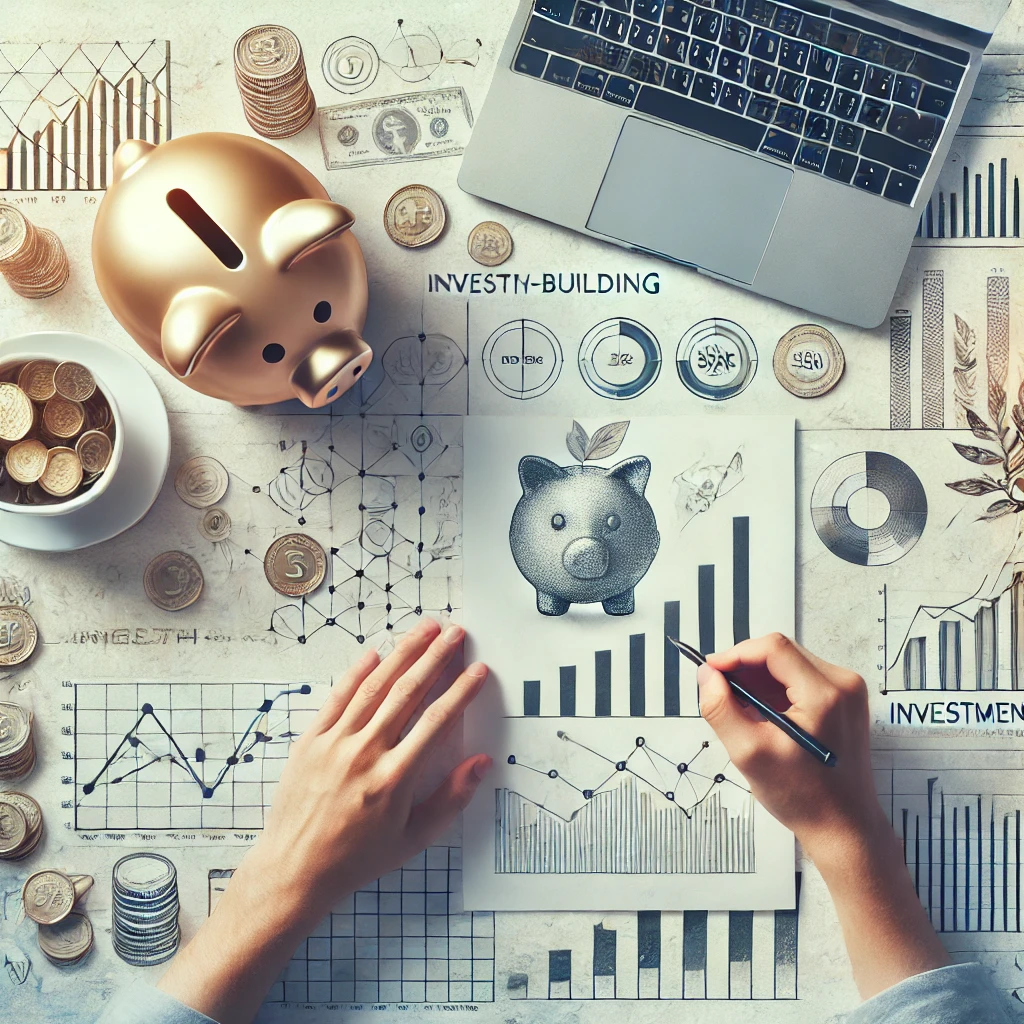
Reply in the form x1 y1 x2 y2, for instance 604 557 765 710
79 685 311 800
507 731 748 821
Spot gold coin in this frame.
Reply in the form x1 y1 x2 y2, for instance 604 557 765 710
0 606 38 666
42 396 85 439
37 911 94 963
144 551 204 611
75 430 113 474
773 324 846 399
53 362 96 402
384 185 446 249
175 456 229 509
468 221 513 267
16 360 57 401
83 395 112 432
1 792 41 854
39 448 83 498
0 800 27 856
0 383 33 442
4 439 48 484
263 534 327 596
199 507 232 543
22 870 75 925
235 24 303 79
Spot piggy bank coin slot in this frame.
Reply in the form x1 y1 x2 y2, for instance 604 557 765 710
165 189 244 270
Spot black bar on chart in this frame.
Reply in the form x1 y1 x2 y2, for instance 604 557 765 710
595 650 611 717
630 634 645 716
773 875 800 998
524 680 540 717
593 924 616 977
733 517 750 643
729 910 754 999
637 911 661 969
683 911 708 999
549 949 571 997
664 601 681 717
698 565 715 655
560 666 576 716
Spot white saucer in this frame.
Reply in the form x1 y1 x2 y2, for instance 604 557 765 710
0 331 170 552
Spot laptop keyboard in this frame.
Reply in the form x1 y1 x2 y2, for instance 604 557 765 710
515 0 970 205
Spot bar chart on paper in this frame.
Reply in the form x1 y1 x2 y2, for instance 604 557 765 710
876 749 1024 933
503 880 799 1000
517 517 750 719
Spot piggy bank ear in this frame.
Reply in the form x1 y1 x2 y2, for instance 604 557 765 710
161 286 242 377
112 139 156 183
519 456 567 496
605 456 652 497
261 199 356 272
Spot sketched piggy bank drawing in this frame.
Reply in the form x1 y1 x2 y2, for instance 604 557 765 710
92 132 372 408
509 456 660 616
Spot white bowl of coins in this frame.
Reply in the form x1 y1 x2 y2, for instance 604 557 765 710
0 354 123 516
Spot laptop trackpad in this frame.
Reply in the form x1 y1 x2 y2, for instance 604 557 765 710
587 116 793 284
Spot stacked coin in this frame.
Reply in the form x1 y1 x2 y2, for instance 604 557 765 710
0 703 35 781
0 204 70 299
111 853 181 966
22 869 95 966
234 25 316 139
0 360 115 506
0 791 43 859
38 912 94 966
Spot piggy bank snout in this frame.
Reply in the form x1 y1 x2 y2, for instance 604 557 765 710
562 537 609 581
291 329 373 408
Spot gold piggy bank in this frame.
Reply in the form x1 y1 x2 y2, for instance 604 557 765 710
92 132 372 408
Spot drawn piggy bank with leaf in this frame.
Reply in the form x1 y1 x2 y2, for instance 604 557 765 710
92 132 372 408
509 421 660 616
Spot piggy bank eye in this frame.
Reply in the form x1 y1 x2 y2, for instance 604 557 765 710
606 514 621 531
551 514 566 530
313 301 332 323
262 344 285 363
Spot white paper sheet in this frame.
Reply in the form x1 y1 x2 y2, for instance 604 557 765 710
463 416 796 910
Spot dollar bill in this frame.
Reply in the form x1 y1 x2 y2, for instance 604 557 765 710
318 87 474 169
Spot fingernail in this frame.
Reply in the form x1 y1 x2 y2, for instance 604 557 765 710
443 624 465 645
473 756 492 780
466 661 488 680
696 663 712 687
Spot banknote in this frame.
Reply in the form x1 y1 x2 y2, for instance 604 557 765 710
318 87 474 169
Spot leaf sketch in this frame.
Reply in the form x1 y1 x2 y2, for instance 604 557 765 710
952 314 977 429
673 450 744 530
566 420 588 463
947 478 1005 496
584 421 630 461
952 442 1003 466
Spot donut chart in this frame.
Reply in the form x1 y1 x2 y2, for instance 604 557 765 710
810 451 927 566
578 318 661 399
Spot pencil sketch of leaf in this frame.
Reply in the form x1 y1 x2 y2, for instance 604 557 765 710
980 499 1020 521
584 421 629 461
952 442 1003 466
946 477 1004 496
967 408 998 441
953 314 977 428
566 420 589 463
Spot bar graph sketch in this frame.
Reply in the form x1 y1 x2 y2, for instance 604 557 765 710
518 517 750 719
876 748 1024 933
0 41 171 190
884 577 1024 692
503 878 800 1000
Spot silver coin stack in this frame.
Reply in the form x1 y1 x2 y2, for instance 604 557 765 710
0 702 35 780
111 853 180 966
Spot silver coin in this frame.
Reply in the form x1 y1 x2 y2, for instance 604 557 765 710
773 324 846 398
0 702 31 758
322 36 379 94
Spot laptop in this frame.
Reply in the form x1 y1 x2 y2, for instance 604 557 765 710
459 0 1010 328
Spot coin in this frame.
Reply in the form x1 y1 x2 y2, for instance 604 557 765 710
69 874 94 902
0 203 27 260
0 207 69 299
41 396 85 439
199 507 232 543
4 439 48 484
175 456 229 508
1 792 41 858
0 607 38 666
75 430 113 474
22 870 75 924
16 360 57 401
144 551 204 611
0 798 27 855
773 324 846 398
322 36 379 94
83 395 112 432
468 221 513 267
39 448 83 497
264 533 327 596
0 383 33 442
384 185 446 249
53 362 96 402
234 25 315 139
0 702 31 757
37 911 94 965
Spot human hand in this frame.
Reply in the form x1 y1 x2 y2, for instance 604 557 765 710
243 618 491 921
698 633 890 868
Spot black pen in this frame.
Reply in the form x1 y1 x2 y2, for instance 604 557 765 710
667 637 838 768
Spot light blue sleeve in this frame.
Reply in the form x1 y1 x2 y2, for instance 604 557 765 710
845 963 1013 1024
97 982 218 1024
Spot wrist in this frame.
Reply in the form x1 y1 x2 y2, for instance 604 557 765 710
798 807 900 883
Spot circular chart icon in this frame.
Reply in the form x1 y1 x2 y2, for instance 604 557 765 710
322 37 379 94
676 319 758 400
578 318 662 399
811 451 928 566
482 319 562 400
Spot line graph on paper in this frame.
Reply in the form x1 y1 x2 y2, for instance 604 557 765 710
72 681 318 832
498 729 754 875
